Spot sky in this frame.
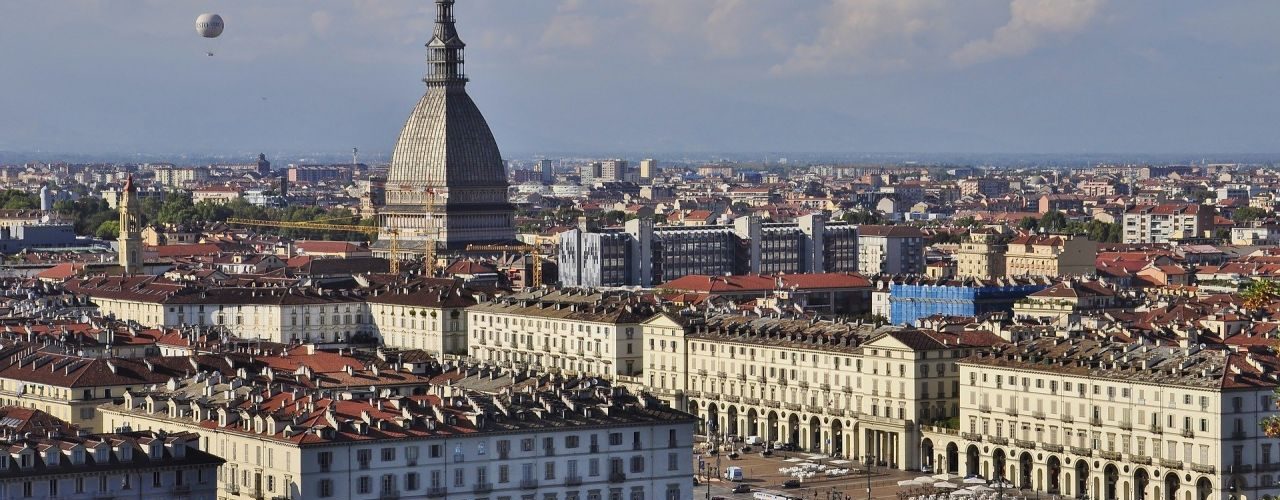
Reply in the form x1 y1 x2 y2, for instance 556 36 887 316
2 0 1280 158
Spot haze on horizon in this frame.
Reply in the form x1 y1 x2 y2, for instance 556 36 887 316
2 0 1278 158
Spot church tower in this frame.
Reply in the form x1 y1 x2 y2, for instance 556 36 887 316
118 175 144 273
378 0 515 254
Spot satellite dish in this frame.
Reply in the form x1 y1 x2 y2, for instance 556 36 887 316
195 14 224 38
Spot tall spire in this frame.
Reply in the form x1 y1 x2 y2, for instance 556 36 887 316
425 0 466 86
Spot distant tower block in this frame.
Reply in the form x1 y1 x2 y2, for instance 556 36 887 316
255 153 271 177
39 185 51 212
378 0 515 252
117 176 144 273
537 159 554 185
639 158 657 180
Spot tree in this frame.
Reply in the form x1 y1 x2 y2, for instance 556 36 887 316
95 220 119 239
1017 216 1039 231
1232 207 1270 225
954 216 978 228
1242 279 1279 311
1040 210 1067 231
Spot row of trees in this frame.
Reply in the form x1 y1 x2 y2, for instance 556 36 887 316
56 192 366 240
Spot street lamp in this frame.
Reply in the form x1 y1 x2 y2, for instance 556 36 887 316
863 454 874 500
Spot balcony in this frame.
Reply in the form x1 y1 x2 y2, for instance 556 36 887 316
1089 416 1102 426
1031 411 1045 420
778 378 788 386
519 479 539 490
425 487 448 498
566 476 583 487
1119 421 1132 431
962 432 983 442
724 395 740 403
1231 431 1247 440
1014 439 1036 449
798 381 810 389
687 390 703 398
1181 429 1195 439
764 401 780 409
978 404 991 413
736 373 747 382
1160 459 1184 470
1042 444 1063 453
226 484 240 495
744 397 760 406
1130 455 1152 465
609 472 627 483
842 386 853 393
716 371 727 379
1149 425 1163 434
1191 463 1216 474
1005 407 1019 417
829 408 848 417
379 492 401 500
1071 447 1093 457
1100 451 1121 461
590 444 599 453
989 436 1009 446
1060 414 1073 423
784 403 802 411
172 484 192 495
473 483 494 494
697 369 707 377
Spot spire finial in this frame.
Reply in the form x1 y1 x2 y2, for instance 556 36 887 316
425 0 466 86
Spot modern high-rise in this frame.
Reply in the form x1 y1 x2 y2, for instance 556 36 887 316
537 159 554 184
558 213 858 287
639 159 657 181
601 159 628 183
378 0 515 253
857 225 925 275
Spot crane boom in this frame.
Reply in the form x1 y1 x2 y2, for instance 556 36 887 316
465 244 543 287
226 217 401 274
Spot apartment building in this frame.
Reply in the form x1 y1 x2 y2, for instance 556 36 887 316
100 373 695 500
1122 203 1216 244
920 337 1279 500
466 290 656 378
958 178 1010 198
0 430 224 500
857 225 925 275
642 312 1000 469
559 213 857 287
367 281 475 355
1004 234 1096 278
955 229 1007 279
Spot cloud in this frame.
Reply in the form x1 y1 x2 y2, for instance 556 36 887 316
771 0 954 75
310 11 334 36
540 14 600 49
951 0 1105 67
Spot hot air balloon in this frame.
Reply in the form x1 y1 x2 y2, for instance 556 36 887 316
195 13 224 38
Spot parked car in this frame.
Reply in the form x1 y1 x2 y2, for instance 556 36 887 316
732 484 751 494
760 450 773 458
783 479 801 488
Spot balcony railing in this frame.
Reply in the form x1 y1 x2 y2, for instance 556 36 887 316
1119 421 1132 431
743 397 760 405
716 371 727 379
1231 431 1247 440
519 479 539 490
820 383 831 391
978 404 991 413
736 373 747 382
425 487 448 498
798 381 810 389
565 476 583 486
1130 455 1152 466
1042 444 1063 453
1060 415 1074 423
784 403 802 411
1191 463 1216 474
1071 447 1093 457
1005 407 1018 417
1160 459 1183 470
1015 439 1036 449
1149 425 1163 434
697 369 707 377
1181 429 1195 438
609 472 627 483
989 437 1009 446
756 376 767 384
1100 451 1121 461
1089 416 1102 426
724 395 740 403
1032 411 1045 420
379 491 401 500
962 432 983 442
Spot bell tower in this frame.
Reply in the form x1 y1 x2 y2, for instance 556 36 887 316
118 175 144 273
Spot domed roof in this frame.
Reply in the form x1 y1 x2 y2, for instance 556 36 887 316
387 87 505 188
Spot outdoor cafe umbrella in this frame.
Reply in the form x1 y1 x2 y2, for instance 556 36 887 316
933 482 959 489
963 477 987 484
932 473 957 481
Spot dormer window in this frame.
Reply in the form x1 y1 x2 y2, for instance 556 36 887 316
19 452 32 468
95 447 108 463
150 444 162 460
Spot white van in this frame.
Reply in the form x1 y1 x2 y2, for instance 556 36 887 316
723 466 745 482
745 436 764 445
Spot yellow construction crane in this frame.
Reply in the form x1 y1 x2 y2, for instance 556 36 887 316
226 217 404 274
465 244 543 286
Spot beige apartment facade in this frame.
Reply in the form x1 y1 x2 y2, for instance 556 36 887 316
921 338 1278 500
1004 234 1096 278
643 312 996 469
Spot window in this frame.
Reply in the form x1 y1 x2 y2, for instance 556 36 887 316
319 479 333 498
499 464 510 483
382 447 396 462
566 435 580 449
49 479 58 496
318 451 333 472
522 438 535 452
630 456 645 473
152 471 161 487
609 433 623 446
406 472 420 490
358 476 371 494
454 468 464 487
430 445 442 458
546 461 557 480
668 453 679 471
